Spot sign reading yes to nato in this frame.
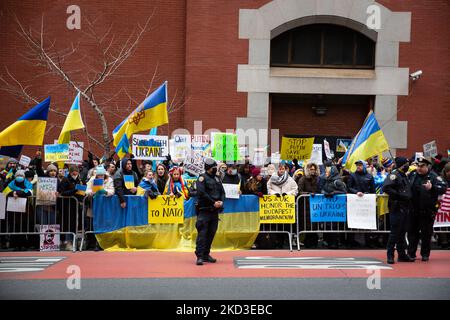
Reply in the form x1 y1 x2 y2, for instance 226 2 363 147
310 194 347 222
132 135 168 160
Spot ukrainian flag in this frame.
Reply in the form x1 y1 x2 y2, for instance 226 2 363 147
342 111 390 172
0 97 50 147
58 92 85 144
113 82 168 148
115 133 131 160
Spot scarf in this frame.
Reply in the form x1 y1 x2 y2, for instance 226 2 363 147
270 171 289 186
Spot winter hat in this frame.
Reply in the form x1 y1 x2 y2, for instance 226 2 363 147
251 167 261 178
69 165 79 173
25 170 35 179
15 170 25 178
204 158 217 171
382 158 393 168
394 157 408 168
95 166 106 176
46 164 57 172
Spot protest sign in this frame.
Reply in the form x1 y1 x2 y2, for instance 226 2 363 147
19 155 31 167
223 183 240 199
7 197 27 213
423 140 437 158
309 144 323 165
191 135 210 157
36 177 58 205
434 188 450 228
415 152 424 162
44 144 70 162
271 153 281 164
92 179 104 193
211 132 240 161
346 194 377 230
0 193 5 219
40 224 60 251
173 135 191 160
324 139 333 160
336 139 352 153
310 194 347 222
124 175 135 189
132 135 169 160
280 137 314 161
253 148 266 167
148 196 184 224
184 151 205 176
259 195 296 224
54 140 84 165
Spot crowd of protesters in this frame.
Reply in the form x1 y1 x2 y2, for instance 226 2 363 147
0 148 449 252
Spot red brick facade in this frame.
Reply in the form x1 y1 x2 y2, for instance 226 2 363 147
0 0 449 158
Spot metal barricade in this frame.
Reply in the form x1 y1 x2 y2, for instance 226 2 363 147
258 221 294 252
295 194 391 251
0 195 80 252
79 195 93 251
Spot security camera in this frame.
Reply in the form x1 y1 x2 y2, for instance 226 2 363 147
410 70 423 80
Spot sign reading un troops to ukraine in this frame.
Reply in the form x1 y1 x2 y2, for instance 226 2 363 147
148 196 184 224
310 194 347 223
259 195 296 224
132 135 168 160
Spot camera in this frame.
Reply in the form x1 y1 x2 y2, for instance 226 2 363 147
410 70 423 80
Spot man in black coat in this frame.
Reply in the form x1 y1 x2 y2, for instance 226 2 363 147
113 158 139 209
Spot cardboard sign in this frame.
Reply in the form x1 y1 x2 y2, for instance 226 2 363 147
346 194 377 230
184 151 205 176
44 144 70 162
132 135 169 160
423 140 437 158
280 137 314 161
7 197 27 213
310 194 347 222
19 155 31 168
223 183 240 199
40 224 60 251
259 195 296 224
211 132 240 161
36 177 58 205
148 196 184 224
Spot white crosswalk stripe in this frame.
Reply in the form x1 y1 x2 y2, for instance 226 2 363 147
0 256 65 273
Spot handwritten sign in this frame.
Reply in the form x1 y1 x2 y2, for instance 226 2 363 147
223 183 240 199
309 144 323 165
310 194 347 222
19 155 31 167
132 135 168 160
36 177 58 205
259 195 296 224
54 140 84 165
173 134 191 160
191 135 211 157
280 137 314 161
423 140 437 158
148 196 184 224
211 132 240 161
324 139 333 160
184 151 205 176
435 188 450 227
7 197 27 213
40 224 60 251
253 148 266 167
44 144 70 162
346 194 377 230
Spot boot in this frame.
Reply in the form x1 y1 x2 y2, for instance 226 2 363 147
204 255 217 263
387 253 395 264
196 257 204 266
398 253 415 262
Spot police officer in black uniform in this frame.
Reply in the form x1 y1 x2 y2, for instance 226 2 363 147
195 158 225 266
407 156 447 261
382 157 415 264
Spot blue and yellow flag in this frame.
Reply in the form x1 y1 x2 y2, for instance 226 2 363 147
112 82 168 148
58 92 85 144
115 133 131 160
342 111 390 172
0 97 51 147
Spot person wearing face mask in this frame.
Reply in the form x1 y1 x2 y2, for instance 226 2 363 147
195 158 225 266
382 157 415 264
407 157 447 261
222 163 243 194
58 165 84 251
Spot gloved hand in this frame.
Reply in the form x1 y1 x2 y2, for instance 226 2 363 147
256 192 264 198
282 193 287 197
275 193 281 197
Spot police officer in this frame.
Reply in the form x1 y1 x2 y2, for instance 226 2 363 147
382 157 415 264
195 158 225 266
407 156 447 261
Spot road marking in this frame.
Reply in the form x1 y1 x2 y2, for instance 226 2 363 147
0 256 66 273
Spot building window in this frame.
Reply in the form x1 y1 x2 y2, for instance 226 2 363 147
271 24 375 69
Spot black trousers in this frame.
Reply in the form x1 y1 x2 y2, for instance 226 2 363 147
386 205 409 257
195 212 219 258
407 210 435 258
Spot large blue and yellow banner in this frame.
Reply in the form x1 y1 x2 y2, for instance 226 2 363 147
93 195 260 251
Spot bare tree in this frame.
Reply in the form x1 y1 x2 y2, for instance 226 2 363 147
0 12 187 158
